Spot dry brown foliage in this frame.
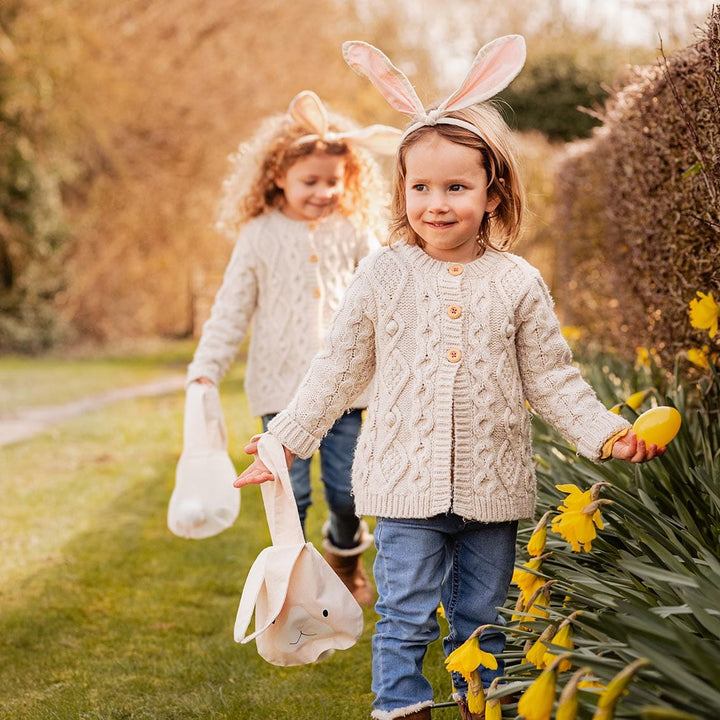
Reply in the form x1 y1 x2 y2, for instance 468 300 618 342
25 0 413 342
551 7 720 367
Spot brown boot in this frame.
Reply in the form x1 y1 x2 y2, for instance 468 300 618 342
322 520 375 607
456 697 484 720
399 709 432 720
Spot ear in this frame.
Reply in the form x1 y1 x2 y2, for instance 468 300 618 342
288 91 328 136
343 41 425 117
485 177 504 214
347 124 402 155
440 35 526 111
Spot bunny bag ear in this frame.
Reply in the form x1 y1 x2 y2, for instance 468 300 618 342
289 90 329 136
439 35 526 111
343 41 424 117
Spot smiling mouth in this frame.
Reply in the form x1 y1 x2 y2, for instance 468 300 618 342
426 221 455 228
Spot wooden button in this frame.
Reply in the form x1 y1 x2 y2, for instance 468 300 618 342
308 253 319 263
312 287 321 298
447 349 462 363
448 263 464 276
447 304 462 319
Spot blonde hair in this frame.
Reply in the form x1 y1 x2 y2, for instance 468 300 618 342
389 103 524 251
216 109 387 240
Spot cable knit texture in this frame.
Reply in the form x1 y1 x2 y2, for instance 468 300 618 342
187 210 375 416
268 243 631 522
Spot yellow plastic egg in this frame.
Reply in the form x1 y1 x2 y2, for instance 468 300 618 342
632 406 681 447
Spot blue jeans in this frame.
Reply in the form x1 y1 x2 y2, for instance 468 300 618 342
262 409 362 548
371 514 517 717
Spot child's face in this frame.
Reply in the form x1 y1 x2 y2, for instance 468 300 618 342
404 133 499 263
275 151 346 222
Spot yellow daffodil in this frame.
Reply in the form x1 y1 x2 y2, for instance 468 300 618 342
552 485 611 552
484 679 508 720
526 625 556 669
556 667 591 720
689 291 719 339
467 670 486 715
625 389 652 411
635 346 651 368
484 698 502 720
578 678 605 690
512 557 547 604
561 326 583 342
687 347 710 369
543 616 576 671
527 511 552 556
592 658 649 720
518 656 568 720
445 634 498 684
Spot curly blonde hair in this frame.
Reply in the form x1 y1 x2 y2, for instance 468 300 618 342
215 108 388 240
389 103 524 252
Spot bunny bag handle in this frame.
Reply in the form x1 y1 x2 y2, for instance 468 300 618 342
182 382 228 452
255 434 305 547
342 35 526 137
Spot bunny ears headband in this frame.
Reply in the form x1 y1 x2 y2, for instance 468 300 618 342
342 35 526 141
289 90 401 155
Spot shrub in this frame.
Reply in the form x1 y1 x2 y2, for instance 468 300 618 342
551 8 720 369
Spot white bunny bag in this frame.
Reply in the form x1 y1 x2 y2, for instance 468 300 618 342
168 383 240 539
234 434 364 666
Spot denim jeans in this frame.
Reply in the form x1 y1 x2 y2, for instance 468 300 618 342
371 514 517 718
262 409 362 548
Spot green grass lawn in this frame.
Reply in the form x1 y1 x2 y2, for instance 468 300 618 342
0 340 194 414
0 343 455 720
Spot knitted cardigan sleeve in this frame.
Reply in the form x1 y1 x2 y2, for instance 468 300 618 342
186 231 258 387
267 264 377 458
515 272 630 460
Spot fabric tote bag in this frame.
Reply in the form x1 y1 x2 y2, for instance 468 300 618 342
167 382 240 539
234 434 363 666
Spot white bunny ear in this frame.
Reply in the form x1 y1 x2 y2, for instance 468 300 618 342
439 34 526 112
345 124 402 155
288 90 329 136
343 40 425 117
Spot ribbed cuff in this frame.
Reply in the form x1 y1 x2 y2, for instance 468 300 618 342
267 412 322 459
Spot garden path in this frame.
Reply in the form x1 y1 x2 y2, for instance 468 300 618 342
0 375 186 446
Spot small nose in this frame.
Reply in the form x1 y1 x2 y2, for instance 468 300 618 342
427 190 449 212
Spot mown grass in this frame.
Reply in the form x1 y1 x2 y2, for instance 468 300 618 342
0 340 194 414
0 343 456 720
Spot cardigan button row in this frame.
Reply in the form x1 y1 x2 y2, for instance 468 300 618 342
448 263 464 276
308 253 319 263
447 349 462 363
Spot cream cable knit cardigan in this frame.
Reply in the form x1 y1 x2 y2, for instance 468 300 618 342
268 243 631 522
187 210 375 417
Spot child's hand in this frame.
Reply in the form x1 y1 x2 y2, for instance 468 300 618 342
233 434 295 487
611 429 666 463
195 377 214 386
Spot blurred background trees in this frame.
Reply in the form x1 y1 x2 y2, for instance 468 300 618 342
0 0 716 358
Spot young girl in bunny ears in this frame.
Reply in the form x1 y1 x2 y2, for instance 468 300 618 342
188 91 399 607
236 38 664 719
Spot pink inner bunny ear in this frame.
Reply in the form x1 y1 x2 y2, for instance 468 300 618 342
342 41 425 117
288 90 328 136
440 34 526 111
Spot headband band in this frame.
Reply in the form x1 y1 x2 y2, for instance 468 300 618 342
342 35 526 141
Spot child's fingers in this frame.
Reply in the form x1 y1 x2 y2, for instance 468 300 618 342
234 460 274 487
